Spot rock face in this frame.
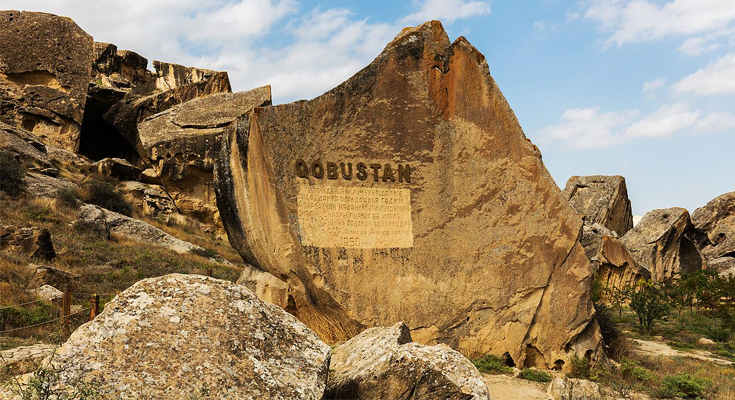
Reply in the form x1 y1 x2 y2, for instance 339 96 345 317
580 223 649 291
137 86 272 234
563 176 633 237
215 21 602 369
93 157 142 181
0 11 94 152
325 322 490 400
27 264 80 291
0 225 56 260
76 203 199 253
0 122 56 173
621 208 703 281
690 192 735 262
52 274 331 399
236 263 292 311
547 377 602 400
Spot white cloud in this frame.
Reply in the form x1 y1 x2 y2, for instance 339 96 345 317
400 0 491 25
674 52 735 95
538 106 639 149
539 102 716 149
583 0 735 47
624 103 699 138
534 21 558 32
692 111 735 134
642 78 666 97
678 36 722 57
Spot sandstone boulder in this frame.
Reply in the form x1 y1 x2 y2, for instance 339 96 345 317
27 264 79 291
563 175 633 237
0 121 56 173
621 208 703 281
690 191 735 262
0 11 94 152
24 171 77 198
215 21 602 369
0 225 55 260
325 322 490 400
580 223 649 291
236 263 293 311
136 86 271 233
51 274 331 399
117 181 175 221
92 157 142 181
708 257 735 277
76 203 199 253
547 377 602 400
30 284 64 303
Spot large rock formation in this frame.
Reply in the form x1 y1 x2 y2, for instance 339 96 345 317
690 192 735 261
236 263 293 312
215 21 601 369
563 176 633 237
621 208 703 281
0 11 94 152
0 121 57 174
136 86 272 233
326 322 490 399
580 223 649 291
51 274 331 399
0 225 56 260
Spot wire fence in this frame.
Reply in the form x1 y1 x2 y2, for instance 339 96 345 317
0 307 92 336
0 300 43 310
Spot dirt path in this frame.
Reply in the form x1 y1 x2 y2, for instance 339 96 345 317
632 339 733 365
482 373 548 400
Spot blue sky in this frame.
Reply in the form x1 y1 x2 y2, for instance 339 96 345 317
6 0 735 216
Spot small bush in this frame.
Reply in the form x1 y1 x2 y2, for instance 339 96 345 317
0 150 26 197
595 304 629 360
657 373 712 399
519 368 552 383
471 354 513 374
78 179 132 216
569 353 591 379
629 280 670 333
0 302 54 331
619 358 654 382
55 187 80 209
189 247 218 259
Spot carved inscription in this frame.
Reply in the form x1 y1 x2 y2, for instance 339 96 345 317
297 184 413 248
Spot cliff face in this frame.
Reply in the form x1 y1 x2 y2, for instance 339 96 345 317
215 21 602 370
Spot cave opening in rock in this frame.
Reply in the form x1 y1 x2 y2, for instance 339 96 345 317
78 93 138 163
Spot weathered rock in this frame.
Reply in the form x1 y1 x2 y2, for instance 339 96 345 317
326 322 490 400
580 223 649 291
51 274 331 399
103 66 231 149
0 11 94 152
45 144 92 172
23 171 77 198
215 21 602 369
707 256 735 274
92 42 154 93
117 181 175 221
30 284 64 303
0 225 55 260
621 208 703 281
76 203 200 253
136 86 271 232
690 191 735 262
0 121 56 173
698 337 716 346
563 175 633 237
236 263 293 311
27 264 79 291
547 377 602 400
92 157 142 181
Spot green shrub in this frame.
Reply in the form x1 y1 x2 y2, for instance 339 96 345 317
471 354 512 374
595 304 628 360
189 247 218 259
619 358 654 382
0 302 54 330
657 373 712 399
0 150 27 197
79 179 132 216
629 280 670 333
519 368 552 383
569 353 591 379
55 187 80 209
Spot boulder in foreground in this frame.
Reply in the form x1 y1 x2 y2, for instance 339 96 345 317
52 274 331 399
325 322 490 400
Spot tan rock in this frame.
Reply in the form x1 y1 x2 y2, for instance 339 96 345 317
30 284 64 303
0 225 55 260
23 171 77 198
326 322 490 400
236 263 293 311
92 157 142 181
117 180 175 221
698 337 716 346
0 121 56 173
27 264 79 291
563 175 633 237
0 11 94 152
547 377 602 400
690 191 735 262
580 223 649 291
51 274 331 399
621 208 703 281
214 21 602 369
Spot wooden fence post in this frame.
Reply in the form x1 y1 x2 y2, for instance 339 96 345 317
89 294 99 321
62 287 71 334
207 268 213 277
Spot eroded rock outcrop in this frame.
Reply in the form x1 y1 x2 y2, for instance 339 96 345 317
0 225 56 260
27 264 79 291
621 208 703 281
690 192 735 262
51 274 331 399
563 176 633 237
215 21 602 369
236 263 292 311
0 122 56 174
326 322 490 400
580 223 649 291
0 11 94 152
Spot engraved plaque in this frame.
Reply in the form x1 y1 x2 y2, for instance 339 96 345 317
297 184 413 248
